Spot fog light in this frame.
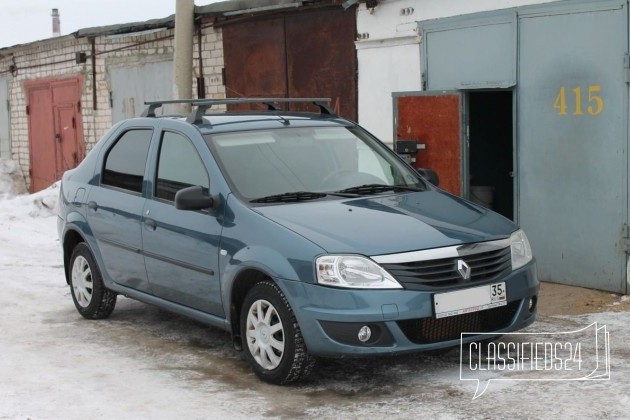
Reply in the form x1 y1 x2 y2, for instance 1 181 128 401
528 296 538 313
358 325 372 342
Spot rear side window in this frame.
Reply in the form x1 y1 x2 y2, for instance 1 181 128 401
102 129 152 193
155 131 209 202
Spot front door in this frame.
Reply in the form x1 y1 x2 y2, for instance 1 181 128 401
142 130 223 316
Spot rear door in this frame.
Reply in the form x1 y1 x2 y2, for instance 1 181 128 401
393 92 465 196
86 126 153 292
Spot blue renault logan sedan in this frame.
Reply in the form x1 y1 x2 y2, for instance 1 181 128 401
58 98 538 384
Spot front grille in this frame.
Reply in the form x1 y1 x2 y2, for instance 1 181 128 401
397 301 520 344
381 246 511 290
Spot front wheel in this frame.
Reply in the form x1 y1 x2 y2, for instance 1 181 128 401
241 281 315 384
69 243 117 319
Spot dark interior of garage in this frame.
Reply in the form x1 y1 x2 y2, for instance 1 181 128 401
468 91 513 220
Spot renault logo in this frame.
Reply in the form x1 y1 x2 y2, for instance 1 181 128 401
457 259 471 280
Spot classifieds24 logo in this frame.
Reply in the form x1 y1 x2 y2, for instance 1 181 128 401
460 322 610 399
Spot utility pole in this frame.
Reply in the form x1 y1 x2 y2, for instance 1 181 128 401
173 0 194 114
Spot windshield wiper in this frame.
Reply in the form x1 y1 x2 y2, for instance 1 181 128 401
334 184 423 195
250 191 327 203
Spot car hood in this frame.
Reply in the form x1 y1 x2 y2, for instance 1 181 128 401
253 191 517 256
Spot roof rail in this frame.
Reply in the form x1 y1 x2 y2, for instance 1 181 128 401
141 98 334 124
140 99 208 118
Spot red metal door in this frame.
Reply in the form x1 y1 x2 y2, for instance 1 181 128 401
25 76 84 192
394 93 463 195
26 85 56 192
54 104 82 180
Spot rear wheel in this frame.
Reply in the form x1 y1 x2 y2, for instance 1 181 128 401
240 280 315 384
69 243 117 319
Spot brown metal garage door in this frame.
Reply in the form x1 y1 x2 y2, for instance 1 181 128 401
222 7 357 120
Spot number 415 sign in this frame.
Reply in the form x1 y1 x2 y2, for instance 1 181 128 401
553 85 603 116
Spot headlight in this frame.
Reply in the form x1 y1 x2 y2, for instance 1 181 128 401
510 229 533 270
316 255 402 289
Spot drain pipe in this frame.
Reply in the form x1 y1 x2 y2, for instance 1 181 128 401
173 0 194 114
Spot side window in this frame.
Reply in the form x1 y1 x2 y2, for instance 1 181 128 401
102 129 152 193
155 131 209 202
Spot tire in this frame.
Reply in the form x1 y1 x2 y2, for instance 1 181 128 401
240 280 315 384
69 243 117 319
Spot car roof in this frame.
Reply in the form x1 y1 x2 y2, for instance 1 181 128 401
196 112 354 134
138 98 356 134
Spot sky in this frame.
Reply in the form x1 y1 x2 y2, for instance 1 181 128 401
0 0 223 49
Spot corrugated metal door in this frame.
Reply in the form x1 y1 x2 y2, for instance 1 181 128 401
110 60 173 122
26 76 84 192
518 0 628 293
393 92 463 196
0 78 9 158
222 8 357 120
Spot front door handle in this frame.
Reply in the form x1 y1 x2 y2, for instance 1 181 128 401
144 218 157 230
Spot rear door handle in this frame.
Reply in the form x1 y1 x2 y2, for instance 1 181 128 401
88 201 98 211
144 218 157 230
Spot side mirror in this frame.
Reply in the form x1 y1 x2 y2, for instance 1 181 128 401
175 185 215 211
417 168 439 186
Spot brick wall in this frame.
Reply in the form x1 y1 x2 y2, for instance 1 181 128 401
0 23 225 189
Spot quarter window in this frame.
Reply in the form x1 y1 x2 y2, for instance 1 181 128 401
155 132 209 202
102 129 152 193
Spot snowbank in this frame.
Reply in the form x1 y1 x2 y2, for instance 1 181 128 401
0 158 27 198
0 159 59 217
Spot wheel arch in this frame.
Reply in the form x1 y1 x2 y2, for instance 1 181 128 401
62 228 87 285
229 268 275 349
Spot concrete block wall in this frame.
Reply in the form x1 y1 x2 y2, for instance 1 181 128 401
0 23 225 189
194 25 226 103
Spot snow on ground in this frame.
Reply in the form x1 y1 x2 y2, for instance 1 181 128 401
1 166 629 419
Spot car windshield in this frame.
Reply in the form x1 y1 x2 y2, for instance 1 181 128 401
205 126 425 202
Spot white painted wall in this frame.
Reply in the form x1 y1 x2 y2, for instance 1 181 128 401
357 41 420 144
356 0 552 144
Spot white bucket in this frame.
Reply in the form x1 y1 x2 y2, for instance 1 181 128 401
470 185 494 209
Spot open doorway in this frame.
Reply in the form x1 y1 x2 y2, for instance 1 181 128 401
467 91 514 220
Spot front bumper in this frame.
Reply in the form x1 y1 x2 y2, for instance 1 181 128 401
275 261 539 357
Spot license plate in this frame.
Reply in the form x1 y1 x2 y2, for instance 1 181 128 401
434 282 507 319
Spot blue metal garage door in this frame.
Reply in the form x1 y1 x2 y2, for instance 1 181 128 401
518 0 628 293
420 11 517 90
